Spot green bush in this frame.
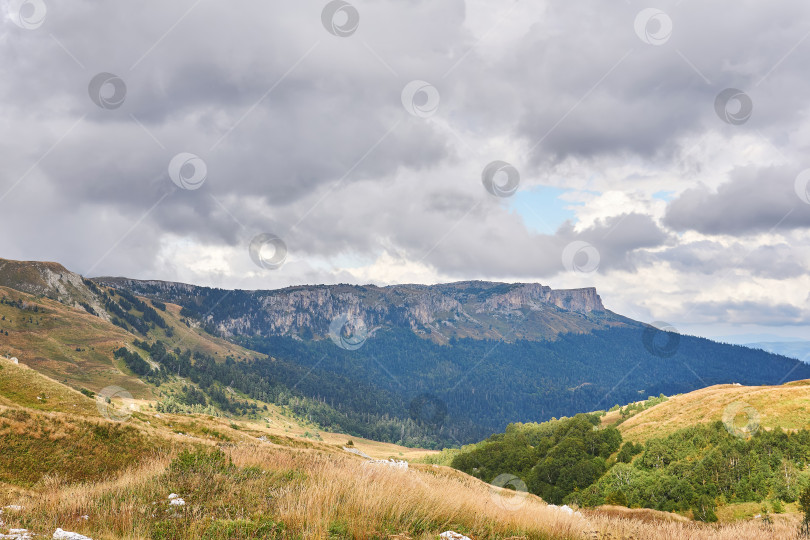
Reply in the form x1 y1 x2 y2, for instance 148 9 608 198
170 447 231 475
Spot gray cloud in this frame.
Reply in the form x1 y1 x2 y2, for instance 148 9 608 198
664 165 810 235
639 239 807 279
1 0 810 336
682 300 809 326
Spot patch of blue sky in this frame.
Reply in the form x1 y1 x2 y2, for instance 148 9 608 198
507 186 583 234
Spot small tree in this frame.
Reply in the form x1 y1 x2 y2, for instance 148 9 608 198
798 484 810 537
692 495 718 523
605 490 628 507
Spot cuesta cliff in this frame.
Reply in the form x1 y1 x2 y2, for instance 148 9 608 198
94 278 621 343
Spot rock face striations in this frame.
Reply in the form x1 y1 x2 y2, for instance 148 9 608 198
0 258 109 319
0 257 617 344
95 278 620 343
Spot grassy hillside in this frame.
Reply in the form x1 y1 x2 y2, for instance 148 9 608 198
0 371 801 539
440 379 810 533
0 285 152 397
0 333 805 537
0 356 99 414
0 284 264 398
1 259 808 537
617 380 810 442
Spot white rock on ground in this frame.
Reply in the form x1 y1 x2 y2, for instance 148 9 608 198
440 532 471 540
547 504 583 518
53 529 92 540
167 494 179 500
363 458 408 469
0 529 33 540
3 506 22 512
342 446 372 459
169 498 185 506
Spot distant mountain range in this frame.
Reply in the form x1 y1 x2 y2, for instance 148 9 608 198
2 256 809 446
745 341 810 363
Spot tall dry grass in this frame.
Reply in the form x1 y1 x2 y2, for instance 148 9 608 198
0 441 803 539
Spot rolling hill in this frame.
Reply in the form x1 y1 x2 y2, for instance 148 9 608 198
443 378 810 527
0 257 808 537
0 344 802 538
615 379 810 442
4 257 810 448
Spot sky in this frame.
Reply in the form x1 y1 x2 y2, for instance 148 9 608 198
1 0 810 343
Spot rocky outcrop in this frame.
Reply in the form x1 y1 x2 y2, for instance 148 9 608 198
0 258 109 319
95 277 610 342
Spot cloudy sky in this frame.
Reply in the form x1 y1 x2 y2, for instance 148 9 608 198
2 0 810 342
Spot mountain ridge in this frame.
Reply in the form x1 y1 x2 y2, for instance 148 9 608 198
94 276 622 343
4 256 810 448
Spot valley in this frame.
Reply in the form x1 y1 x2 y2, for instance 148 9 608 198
0 257 809 538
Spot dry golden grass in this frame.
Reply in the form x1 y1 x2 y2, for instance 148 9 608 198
618 381 810 441
1 283 808 538
582 510 800 540
0 436 804 540
0 286 269 401
0 286 152 397
0 355 99 415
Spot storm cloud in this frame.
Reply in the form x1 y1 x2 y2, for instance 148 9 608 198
1 0 810 338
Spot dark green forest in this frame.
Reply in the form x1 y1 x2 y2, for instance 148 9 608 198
95 279 810 447
450 415 810 521
237 327 810 445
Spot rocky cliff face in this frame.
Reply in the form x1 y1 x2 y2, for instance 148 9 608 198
0 258 109 319
96 277 614 343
